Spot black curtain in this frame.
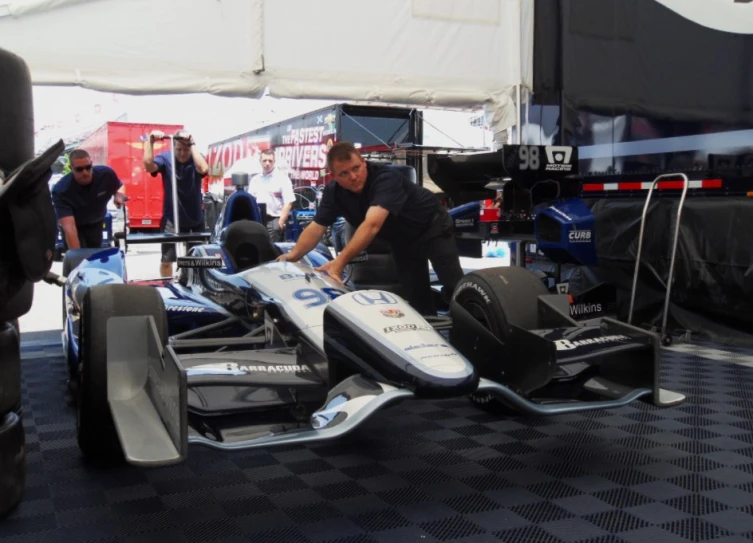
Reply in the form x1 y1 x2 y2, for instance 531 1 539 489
533 0 753 126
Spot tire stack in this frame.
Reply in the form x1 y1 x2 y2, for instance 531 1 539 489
0 46 35 517
0 320 25 517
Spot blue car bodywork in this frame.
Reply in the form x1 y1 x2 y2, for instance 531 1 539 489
62 189 334 377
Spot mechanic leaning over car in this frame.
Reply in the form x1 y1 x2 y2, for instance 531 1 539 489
51 149 125 250
278 141 464 316
248 148 296 242
143 130 209 278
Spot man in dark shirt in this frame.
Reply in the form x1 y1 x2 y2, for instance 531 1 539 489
279 141 464 315
143 130 209 277
51 149 125 250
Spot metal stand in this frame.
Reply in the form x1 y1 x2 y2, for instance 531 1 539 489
627 173 689 346
168 135 183 260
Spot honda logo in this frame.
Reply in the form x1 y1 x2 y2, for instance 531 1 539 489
352 292 398 306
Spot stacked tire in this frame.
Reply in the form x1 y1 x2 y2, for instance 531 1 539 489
0 46 35 517
0 322 25 517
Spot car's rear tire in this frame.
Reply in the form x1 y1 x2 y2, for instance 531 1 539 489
0 46 33 519
0 48 33 178
62 248 103 277
0 411 26 518
77 284 168 465
452 266 549 414
0 322 21 417
341 221 401 289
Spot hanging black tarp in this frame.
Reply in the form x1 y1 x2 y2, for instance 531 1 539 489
564 197 753 347
534 0 753 125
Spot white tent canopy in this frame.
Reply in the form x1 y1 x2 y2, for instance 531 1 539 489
0 0 534 135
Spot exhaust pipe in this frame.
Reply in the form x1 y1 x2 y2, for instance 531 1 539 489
43 271 66 287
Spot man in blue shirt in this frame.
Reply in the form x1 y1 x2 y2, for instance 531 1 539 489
51 149 125 250
143 130 209 277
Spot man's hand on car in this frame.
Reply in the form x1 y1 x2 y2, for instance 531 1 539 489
314 259 345 287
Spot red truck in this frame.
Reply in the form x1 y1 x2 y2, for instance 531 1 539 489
79 121 184 231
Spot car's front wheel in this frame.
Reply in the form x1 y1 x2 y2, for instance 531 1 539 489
452 266 549 414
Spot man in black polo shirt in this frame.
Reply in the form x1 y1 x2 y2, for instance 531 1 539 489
279 141 464 315
143 129 209 277
51 149 125 250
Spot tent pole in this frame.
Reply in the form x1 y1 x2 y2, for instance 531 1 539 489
516 84 522 144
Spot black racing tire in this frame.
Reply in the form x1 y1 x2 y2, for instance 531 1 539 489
0 411 26 518
0 49 34 330
77 284 168 466
452 266 549 414
342 221 392 255
341 221 399 285
0 322 21 417
62 248 103 277
0 48 34 177
0 280 33 323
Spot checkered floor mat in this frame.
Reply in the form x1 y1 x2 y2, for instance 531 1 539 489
2 339 753 543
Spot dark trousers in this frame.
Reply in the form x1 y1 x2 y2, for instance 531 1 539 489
160 218 204 263
76 222 104 249
267 218 283 242
390 207 464 316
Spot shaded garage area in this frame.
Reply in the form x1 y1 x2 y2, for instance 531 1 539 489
2 335 753 543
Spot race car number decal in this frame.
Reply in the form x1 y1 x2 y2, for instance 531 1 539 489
293 287 346 308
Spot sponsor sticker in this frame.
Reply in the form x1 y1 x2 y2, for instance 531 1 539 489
555 334 630 351
405 343 449 351
167 305 205 313
568 229 592 243
569 302 602 317
176 256 223 268
381 308 404 318
279 273 307 281
545 146 574 172
384 324 433 334
454 281 491 304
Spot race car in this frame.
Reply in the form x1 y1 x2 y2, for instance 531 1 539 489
45 172 686 468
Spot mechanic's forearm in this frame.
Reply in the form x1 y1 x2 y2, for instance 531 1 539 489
63 225 80 250
143 141 155 170
287 224 324 260
336 223 380 265
191 146 209 174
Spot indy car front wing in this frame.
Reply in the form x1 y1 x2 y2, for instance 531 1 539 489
105 303 685 468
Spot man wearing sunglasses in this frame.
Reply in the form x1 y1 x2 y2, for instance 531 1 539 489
51 149 125 250
278 141 464 316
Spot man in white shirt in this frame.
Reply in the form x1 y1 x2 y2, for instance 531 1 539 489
248 148 296 242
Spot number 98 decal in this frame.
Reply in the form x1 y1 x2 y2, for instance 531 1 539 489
293 287 347 308
518 145 540 171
